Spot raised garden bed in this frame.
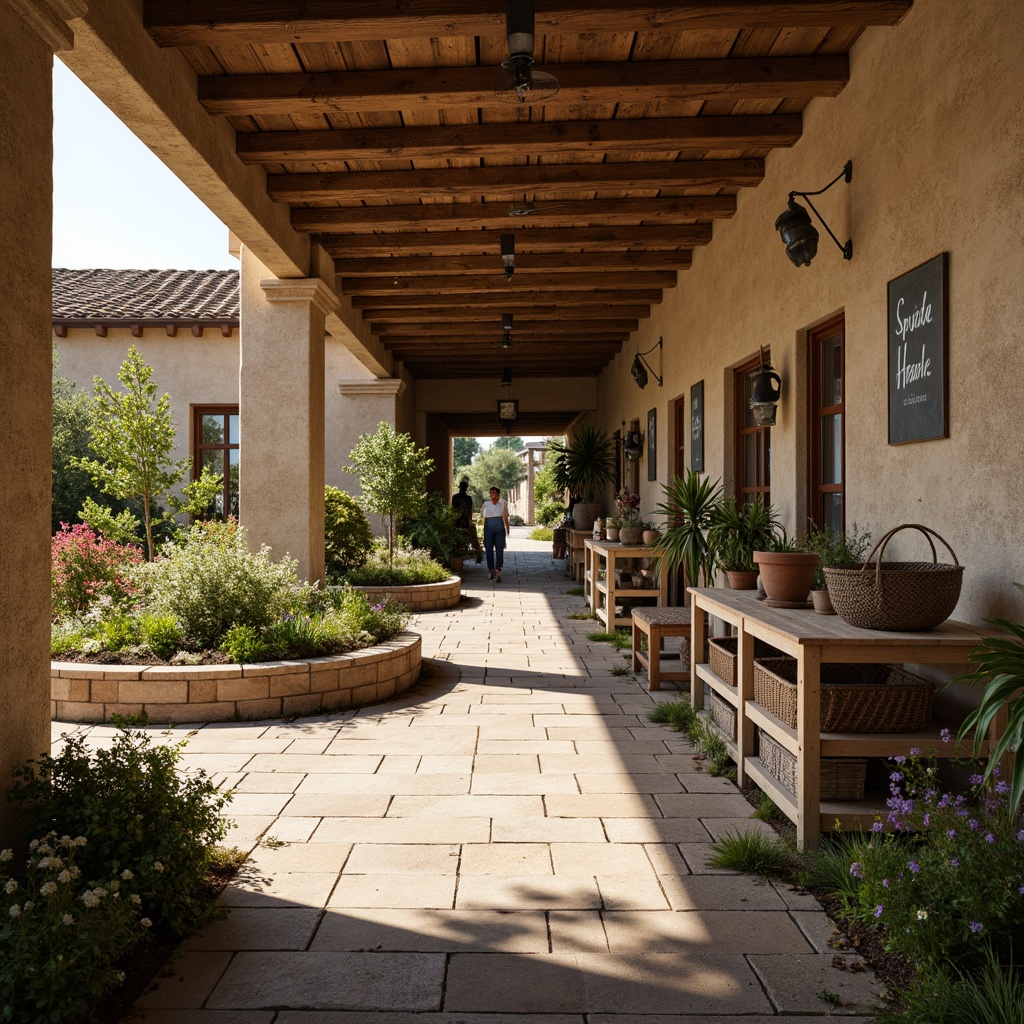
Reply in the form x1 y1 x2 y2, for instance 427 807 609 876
347 574 461 611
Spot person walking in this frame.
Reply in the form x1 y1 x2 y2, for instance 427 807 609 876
481 486 510 582
451 477 483 562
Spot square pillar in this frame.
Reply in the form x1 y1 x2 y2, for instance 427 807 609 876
0 2 76 846
239 246 338 585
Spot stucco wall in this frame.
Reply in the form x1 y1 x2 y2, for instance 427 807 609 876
594 0 1024 623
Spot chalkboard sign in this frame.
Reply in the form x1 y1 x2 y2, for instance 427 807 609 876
690 380 704 472
888 253 948 444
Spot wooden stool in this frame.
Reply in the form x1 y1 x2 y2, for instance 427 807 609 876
631 606 692 691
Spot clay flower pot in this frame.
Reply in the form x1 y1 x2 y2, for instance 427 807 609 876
642 529 661 545
811 588 836 614
752 551 820 606
726 569 760 591
606 527 620 542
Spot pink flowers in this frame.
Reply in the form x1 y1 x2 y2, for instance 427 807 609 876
51 523 143 620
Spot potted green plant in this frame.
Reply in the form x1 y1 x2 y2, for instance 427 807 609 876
707 495 782 590
649 471 724 593
614 489 644 544
606 516 622 542
753 532 819 606
550 426 617 531
641 522 661 546
802 522 872 614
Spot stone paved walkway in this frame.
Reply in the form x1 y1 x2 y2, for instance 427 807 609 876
56 537 881 1022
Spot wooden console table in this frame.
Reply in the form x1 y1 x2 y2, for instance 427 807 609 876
688 587 995 850
585 538 667 629
567 529 591 581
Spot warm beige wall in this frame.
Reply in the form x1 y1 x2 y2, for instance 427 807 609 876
417 376 598 415
596 0 1024 622
56 329 240 473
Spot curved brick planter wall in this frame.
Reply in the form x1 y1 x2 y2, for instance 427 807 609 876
51 631 421 725
350 574 461 611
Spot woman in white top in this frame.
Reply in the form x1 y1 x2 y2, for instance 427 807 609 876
481 486 511 582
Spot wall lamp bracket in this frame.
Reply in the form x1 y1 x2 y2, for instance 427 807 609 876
630 337 664 389
775 161 853 267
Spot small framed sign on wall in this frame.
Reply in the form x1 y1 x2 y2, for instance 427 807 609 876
690 380 704 472
647 408 657 480
887 252 948 444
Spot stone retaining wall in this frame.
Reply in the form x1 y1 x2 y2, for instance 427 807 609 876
51 631 422 724
350 574 461 611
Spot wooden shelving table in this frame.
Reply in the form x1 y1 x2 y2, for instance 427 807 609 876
585 538 667 629
688 587 993 851
567 529 591 581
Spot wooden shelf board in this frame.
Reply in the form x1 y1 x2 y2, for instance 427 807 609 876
744 757 798 821
696 664 740 708
746 701 799 753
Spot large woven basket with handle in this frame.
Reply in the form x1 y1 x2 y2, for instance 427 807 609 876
823 524 964 631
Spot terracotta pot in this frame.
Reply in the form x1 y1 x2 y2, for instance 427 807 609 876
811 588 836 614
551 527 567 560
451 555 464 573
726 569 760 590
752 551 820 605
572 502 599 531
605 527 620 542
619 526 645 545
642 530 660 545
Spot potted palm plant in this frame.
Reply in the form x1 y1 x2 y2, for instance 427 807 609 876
802 522 872 614
708 496 782 590
550 426 617 531
649 471 724 594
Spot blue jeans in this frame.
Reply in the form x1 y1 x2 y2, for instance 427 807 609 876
483 518 506 571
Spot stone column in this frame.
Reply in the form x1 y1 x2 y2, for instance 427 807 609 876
0 1 82 846
239 246 338 585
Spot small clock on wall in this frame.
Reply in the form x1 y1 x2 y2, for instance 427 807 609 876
498 399 518 423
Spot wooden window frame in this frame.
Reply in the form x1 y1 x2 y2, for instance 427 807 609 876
734 353 771 504
808 315 846 531
193 404 239 519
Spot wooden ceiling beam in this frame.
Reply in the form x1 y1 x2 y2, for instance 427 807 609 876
407 364 611 380
147 2 912 48
339 252 690 277
372 320 640 337
198 58 848 117
341 270 676 294
324 225 711 256
295 196 736 232
269 159 763 204
350 290 662 308
237 115 802 166
359 304 652 323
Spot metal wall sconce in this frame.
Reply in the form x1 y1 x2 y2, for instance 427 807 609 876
501 234 515 280
501 366 513 387
775 161 853 267
630 337 664 389
749 345 782 426
623 430 644 461
501 312 513 349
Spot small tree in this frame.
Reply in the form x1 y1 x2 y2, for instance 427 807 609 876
75 346 190 560
453 436 481 467
467 446 524 505
490 435 524 452
347 422 434 568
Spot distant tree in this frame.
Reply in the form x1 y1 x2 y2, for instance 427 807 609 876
490 435 524 452
347 422 434 567
467 447 524 505
453 436 481 467
75 346 190 560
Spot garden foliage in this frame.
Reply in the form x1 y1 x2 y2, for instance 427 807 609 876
324 485 373 582
343 540 451 587
401 492 466 565
51 523 143 621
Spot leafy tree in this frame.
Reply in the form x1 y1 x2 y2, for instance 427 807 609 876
453 436 480 467
532 439 564 505
467 447 524 506
347 422 434 567
52 351 109 533
490 435 524 452
75 346 190 560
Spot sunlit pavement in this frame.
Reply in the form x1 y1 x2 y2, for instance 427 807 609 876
55 534 882 1021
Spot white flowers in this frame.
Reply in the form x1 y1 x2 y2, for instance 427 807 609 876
4 880 17 895
153 861 164 873
121 869 134 881
58 870 72 884
39 882 57 896
140 917 152 928
63 913 74 926
130 894 142 905
0 849 13 862
81 891 100 909
917 909 929 920
8 905 21 918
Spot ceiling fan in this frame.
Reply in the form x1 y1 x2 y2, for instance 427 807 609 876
495 0 560 104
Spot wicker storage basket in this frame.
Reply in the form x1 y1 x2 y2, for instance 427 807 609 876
758 729 866 800
823 524 964 631
753 657 932 732
707 635 777 686
709 691 737 740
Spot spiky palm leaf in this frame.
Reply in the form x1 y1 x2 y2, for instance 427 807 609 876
649 471 724 587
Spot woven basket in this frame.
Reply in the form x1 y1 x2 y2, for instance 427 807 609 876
823 524 964 631
707 635 778 686
753 657 932 732
758 729 866 800
709 691 737 741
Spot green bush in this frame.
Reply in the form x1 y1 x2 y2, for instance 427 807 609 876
143 519 301 648
8 722 231 938
138 613 183 660
324 485 373 583
707 829 792 875
0 833 145 1024
344 541 450 587
219 623 270 664
530 527 553 541
535 499 566 527
401 492 466 566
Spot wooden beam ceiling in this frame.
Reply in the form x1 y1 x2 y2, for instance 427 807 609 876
141 0 910 383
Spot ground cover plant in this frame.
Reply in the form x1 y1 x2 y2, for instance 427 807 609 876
342 539 451 588
2 719 233 1022
646 698 733 776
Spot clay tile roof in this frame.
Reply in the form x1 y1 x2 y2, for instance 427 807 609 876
52 268 239 322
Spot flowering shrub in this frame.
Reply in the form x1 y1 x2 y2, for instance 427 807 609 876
8 721 230 938
343 540 450 586
842 742 1024 970
0 834 145 1023
614 489 643 526
51 523 143 621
